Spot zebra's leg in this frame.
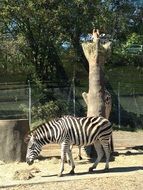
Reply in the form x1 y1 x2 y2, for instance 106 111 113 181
89 141 104 172
67 148 75 175
58 143 67 177
66 144 73 165
66 152 71 165
78 146 82 160
101 141 110 171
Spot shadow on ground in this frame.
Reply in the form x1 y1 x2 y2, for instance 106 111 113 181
127 145 143 151
42 166 143 178
113 145 143 157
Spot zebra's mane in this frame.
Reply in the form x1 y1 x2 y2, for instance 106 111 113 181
28 117 61 135
27 115 78 136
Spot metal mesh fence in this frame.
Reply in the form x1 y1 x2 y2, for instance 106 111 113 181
0 83 29 119
110 82 143 129
0 82 142 129
29 82 86 128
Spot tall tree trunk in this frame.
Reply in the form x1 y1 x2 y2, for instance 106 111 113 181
82 40 105 117
81 30 112 157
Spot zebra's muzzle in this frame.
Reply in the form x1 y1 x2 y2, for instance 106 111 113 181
26 158 34 165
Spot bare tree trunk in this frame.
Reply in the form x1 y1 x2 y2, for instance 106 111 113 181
81 30 112 158
82 39 109 117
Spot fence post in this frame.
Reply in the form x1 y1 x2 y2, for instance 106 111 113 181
118 82 121 128
73 77 76 117
28 80 31 128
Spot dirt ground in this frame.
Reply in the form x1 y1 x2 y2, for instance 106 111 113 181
0 130 143 190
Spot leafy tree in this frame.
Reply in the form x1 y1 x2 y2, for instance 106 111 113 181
0 0 68 82
123 33 143 48
1 0 138 79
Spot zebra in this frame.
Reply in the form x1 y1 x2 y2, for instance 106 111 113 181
25 115 112 177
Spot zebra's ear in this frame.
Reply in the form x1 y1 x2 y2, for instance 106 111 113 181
24 133 31 144
33 131 36 138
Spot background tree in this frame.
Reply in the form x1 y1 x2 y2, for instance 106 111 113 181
1 0 139 80
0 0 68 82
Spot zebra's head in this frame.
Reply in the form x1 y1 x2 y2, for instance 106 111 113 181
25 133 41 165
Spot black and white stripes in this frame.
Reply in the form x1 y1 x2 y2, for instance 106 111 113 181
26 115 112 177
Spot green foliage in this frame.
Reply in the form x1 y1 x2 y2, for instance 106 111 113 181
19 99 69 128
1 0 139 82
0 0 67 81
122 33 143 50
108 32 143 67
32 101 60 121
33 100 70 128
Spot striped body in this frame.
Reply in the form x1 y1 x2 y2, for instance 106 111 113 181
34 116 111 145
26 115 112 176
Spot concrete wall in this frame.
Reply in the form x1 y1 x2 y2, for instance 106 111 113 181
0 119 29 162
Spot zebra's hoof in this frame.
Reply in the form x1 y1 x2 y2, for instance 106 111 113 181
69 170 75 175
79 156 82 160
88 167 94 173
103 168 109 173
57 173 63 177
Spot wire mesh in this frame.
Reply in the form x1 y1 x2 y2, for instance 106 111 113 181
0 83 29 119
0 81 142 129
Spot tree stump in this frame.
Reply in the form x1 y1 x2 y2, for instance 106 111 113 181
0 119 29 162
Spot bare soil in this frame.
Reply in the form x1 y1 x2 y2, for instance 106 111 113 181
0 130 143 190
